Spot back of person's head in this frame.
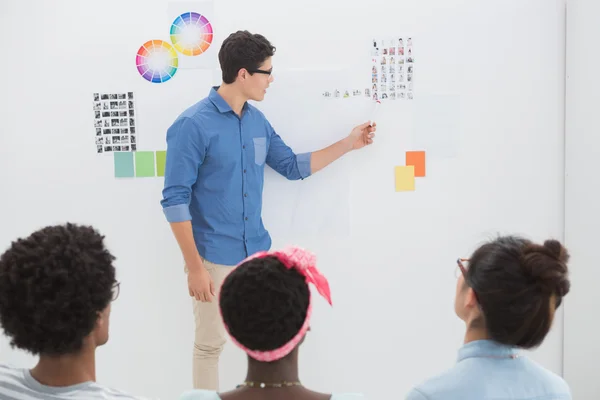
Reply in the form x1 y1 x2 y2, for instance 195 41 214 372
219 247 331 361
458 235 570 349
218 30 276 84
0 223 118 356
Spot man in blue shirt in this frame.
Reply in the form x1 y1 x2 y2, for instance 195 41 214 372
160 30 376 390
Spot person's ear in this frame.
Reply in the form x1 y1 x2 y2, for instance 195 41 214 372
464 287 478 309
95 310 105 329
96 305 111 327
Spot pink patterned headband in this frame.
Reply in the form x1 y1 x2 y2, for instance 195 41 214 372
221 246 332 362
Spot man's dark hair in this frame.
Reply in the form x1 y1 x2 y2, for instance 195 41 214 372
218 30 276 84
0 223 116 355
219 256 309 352
465 235 570 349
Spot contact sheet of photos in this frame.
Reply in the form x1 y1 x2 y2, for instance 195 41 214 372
321 37 414 101
370 37 414 101
92 92 138 153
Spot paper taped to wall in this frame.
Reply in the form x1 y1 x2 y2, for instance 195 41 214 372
93 92 138 154
166 1 217 69
406 151 426 177
370 37 414 102
395 166 415 191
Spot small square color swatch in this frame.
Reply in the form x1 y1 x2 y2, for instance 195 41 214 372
406 151 426 177
395 166 415 191
114 152 134 178
156 151 166 177
135 151 155 177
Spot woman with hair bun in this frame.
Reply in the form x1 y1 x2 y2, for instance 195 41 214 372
406 235 572 400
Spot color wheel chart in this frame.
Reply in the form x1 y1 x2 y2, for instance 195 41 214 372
136 40 179 83
170 12 213 56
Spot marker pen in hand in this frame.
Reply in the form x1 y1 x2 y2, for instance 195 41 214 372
369 100 381 127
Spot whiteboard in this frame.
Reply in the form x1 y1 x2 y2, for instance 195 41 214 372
0 0 566 399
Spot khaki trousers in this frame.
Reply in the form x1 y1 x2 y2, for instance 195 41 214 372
186 259 234 391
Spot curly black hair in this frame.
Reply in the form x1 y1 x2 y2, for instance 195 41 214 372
218 30 276 84
0 223 116 355
219 256 309 352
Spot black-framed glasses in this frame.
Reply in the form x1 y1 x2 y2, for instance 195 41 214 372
247 68 273 76
112 281 120 301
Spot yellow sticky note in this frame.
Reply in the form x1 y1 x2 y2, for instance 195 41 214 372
395 166 415 191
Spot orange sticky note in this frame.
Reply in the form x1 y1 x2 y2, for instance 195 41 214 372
406 151 426 177
395 166 415 191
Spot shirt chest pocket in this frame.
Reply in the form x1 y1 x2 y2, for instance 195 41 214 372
252 137 267 166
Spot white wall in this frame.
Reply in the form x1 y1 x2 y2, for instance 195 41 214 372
0 0 566 399
564 0 600 398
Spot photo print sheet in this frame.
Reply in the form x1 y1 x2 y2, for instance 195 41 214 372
92 92 138 154
370 37 414 101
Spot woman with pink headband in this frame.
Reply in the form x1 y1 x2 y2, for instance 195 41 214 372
180 246 363 400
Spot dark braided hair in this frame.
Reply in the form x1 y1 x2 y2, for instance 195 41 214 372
0 223 116 355
219 256 309 352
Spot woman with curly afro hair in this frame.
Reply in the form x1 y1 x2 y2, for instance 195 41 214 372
0 223 148 400
180 246 364 400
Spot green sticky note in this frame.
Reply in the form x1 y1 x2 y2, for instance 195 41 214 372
135 151 155 177
156 151 166 177
114 152 134 178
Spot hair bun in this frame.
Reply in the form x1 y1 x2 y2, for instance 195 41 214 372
521 240 570 297
542 239 570 263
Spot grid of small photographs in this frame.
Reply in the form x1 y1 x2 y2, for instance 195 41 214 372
92 92 138 153
370 37 414 101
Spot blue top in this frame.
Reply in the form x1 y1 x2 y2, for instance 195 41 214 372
405 340 571 400
161 87 312 265
179 390 363 400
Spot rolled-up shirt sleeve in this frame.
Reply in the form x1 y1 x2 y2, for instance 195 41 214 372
160 117 206 222
265 122 312 180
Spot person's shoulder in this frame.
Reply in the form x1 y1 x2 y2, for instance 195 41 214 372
88 382 154 400
404 387 430 400
522 357 571 394
180 97 214 119
0 362 24 380
0 362 19 372
179 389 221 400
170 98 215 129
403 362 473 400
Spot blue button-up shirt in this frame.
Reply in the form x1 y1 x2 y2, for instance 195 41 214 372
160 87 312 265
405 340 571 400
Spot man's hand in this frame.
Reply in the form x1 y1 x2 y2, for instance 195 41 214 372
309 121 377 174
187 263 215 302
348 121 377 150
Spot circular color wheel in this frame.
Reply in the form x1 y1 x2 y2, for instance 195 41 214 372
170 12 213 56
136 40 179 83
